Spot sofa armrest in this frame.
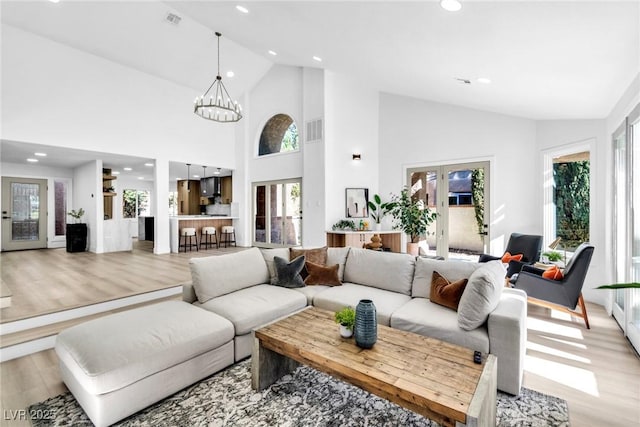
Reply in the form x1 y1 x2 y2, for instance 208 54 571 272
181 281 197 303
488 288 527 395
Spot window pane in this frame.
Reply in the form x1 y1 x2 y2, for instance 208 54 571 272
54 180 67 236
11 182 40 240
123 189 137 219
137 190 150 216
553 153 590 251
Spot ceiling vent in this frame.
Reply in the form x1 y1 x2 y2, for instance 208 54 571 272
165 12 182 25
305 118 323 143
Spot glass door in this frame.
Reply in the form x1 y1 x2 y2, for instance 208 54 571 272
1 177 48 251
612 120 628 327
408 161 489 259
253 179 302 247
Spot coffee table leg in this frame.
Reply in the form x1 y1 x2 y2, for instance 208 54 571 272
251 334 299 391
458 354 497 427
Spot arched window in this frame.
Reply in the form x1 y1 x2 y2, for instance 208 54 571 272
258 114 299 156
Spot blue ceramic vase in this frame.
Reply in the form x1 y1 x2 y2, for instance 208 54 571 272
355 299 377 349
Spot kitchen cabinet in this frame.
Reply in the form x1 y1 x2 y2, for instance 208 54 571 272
177 180 201 215
103 168 117 220
221 176 233 204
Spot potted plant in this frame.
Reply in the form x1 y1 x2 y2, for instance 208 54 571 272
386 187 437 256
596 283 640 289
332 219 358 231
334 306 356 338
367 194 390 231
66 208 87 253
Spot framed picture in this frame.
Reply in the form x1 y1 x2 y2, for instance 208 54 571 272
345 188 369 218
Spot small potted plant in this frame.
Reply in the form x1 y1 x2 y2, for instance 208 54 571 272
385 187 437 256
334 306 356 338
542 250 563 267
66 208 87 253
367 194 390 231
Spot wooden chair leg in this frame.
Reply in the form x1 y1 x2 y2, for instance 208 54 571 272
577 293 590 329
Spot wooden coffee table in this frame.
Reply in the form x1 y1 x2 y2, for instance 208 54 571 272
252 307 496 427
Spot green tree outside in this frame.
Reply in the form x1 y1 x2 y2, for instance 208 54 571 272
554 161 590 250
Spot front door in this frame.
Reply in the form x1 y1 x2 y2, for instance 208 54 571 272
1 177 48 251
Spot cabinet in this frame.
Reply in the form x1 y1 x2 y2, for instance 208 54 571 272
326 230 402 253
177 180 201 215
221 176 233 204
103 168 117 220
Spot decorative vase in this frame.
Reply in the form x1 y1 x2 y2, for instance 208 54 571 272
375 222 382 231
339 324 353 338
355 299 377 349
407 242 419 256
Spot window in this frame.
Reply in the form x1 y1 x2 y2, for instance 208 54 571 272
258 114 299 156
54 179 68 236
168 191 178 216
253 179 302 247
123 189 150 219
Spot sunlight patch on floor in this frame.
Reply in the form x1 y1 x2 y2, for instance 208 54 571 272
527 317 584 340
525 355 600 396
527 341 590 364
538 335 588 350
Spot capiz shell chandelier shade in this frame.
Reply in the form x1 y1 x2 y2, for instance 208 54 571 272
194 32 243 123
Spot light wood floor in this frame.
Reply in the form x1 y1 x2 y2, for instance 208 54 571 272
0 242 245 323
0 302 638 426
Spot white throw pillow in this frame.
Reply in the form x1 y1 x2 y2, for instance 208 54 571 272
260 248 291 284
457 260 505 330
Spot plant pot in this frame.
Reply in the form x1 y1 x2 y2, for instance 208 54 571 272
375 223 382 231
339 324 353 338
66 223 87 252
407 242 419 256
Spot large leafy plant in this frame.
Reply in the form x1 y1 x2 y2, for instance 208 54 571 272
367 194 390 224
386 187 437 243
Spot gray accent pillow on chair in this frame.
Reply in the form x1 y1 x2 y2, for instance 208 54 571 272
273 256 306 288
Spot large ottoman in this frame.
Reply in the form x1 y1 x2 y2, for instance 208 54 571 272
55 300 235 427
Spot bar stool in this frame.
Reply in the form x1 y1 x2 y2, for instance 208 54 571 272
200 226 218 249
179 228 198 252
220 225 236 248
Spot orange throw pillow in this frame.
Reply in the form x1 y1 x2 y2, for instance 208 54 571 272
501 252 524 263
430 271 468 311
542 266 564 281
304 261 342 286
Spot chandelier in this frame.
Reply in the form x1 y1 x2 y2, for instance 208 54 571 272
194 32 243 123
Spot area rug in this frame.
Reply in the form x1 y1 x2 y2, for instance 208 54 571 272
29 359 569 427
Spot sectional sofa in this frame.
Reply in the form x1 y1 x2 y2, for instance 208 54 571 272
56 246 527 426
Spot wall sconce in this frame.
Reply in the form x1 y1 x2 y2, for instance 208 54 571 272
352 153 362 161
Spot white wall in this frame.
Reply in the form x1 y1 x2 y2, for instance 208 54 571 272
1 25 237 170
378 93 538 254
73 161 102 253
324 72 380 233
1 161 74 249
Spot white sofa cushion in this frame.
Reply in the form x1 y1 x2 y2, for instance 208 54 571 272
55 301 234 395
390 298 489 353
292 285 331 305
327 247 351 281
312 283 411 326
190 247 270 303
412 257 481 298
458 260 505 330
260 248 290 284
343 248 415 296
197 284 307 335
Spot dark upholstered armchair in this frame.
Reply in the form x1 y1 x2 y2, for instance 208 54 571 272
478 233 543 277
511 243 594 329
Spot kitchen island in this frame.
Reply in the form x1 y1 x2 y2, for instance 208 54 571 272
169 216 236 253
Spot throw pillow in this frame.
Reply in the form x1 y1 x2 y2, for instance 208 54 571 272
260 248 291 284
273 256 306 288
290 247 328 278
304 261 342 286
542 265 564 281
457 260 505 331
501 252 523 263
429 271 468 311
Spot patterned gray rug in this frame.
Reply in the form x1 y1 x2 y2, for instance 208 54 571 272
29 359 569 426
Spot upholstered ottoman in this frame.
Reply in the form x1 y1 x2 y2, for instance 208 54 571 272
55 300 235 427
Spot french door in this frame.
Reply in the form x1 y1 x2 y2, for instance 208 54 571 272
253 179 302 247
612 103 640 353
407 161 489 260
1 177 48 251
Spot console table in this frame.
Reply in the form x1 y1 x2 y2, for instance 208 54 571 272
326 230 402 253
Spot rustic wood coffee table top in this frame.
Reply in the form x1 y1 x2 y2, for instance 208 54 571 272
252 307 496 427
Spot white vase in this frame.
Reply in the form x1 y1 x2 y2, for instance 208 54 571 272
339 324 353 338
375 223 382 231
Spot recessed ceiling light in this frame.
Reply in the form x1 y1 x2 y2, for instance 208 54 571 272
312 56 322 62
48 0 60 3
193 174 200 178
27 158 38 163
144 162 153 167
477 77 492 84
176 177 182 180
268 50 277 56
123 167 132 171
236 5 249 14
138 177 145 180
112 171 121 175
34 152 47 157
440 0 462 12
226 71 235 78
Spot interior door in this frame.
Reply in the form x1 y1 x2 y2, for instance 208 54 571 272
408 161 489 260
1 177 48 251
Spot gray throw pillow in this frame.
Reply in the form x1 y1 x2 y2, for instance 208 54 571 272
457 260 505 330
273 256 306 288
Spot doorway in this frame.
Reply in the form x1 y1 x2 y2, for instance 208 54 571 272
1 177 48 251
407 162 490 260
253 179 302 247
